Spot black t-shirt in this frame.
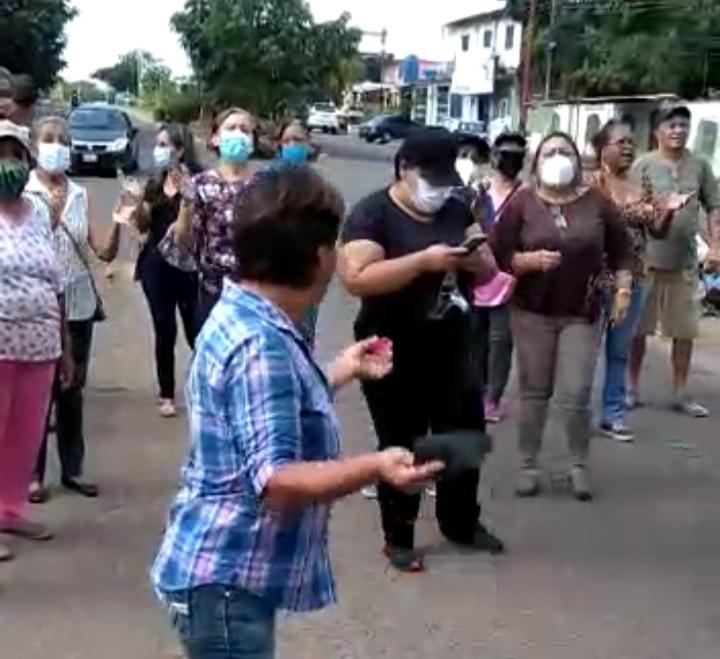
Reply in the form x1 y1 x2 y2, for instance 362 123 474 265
342 188 473 334
136 175 182 278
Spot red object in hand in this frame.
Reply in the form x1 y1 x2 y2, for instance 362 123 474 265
367 337 393 355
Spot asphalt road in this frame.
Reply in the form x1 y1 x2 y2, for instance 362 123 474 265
313 132 399 163
2 136 720 658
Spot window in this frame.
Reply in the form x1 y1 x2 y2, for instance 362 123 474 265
437 86 450 123
450 94 463 119
461 34 470 52
505 24 515 50
585 114 601 145
483 30 493 48
695 120 718 160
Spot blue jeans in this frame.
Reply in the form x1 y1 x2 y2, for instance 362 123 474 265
601 282 646 425
164 586 276 659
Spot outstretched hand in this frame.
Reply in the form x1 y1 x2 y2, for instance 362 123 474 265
328 337 393 390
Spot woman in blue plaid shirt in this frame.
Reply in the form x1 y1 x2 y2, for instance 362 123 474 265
151 165 443 659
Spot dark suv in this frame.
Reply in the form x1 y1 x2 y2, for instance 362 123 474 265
68 104 140 175
359 114 419 143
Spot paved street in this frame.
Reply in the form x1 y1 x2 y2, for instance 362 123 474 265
2 148 720 659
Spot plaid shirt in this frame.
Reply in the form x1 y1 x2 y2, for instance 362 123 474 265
151 281 340 612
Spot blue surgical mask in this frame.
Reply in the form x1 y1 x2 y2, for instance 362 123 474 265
153 146 175 170
281 142 310 165
37 143 71 175
219 131 253 164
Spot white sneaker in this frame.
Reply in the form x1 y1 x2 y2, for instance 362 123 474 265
360 484 378 500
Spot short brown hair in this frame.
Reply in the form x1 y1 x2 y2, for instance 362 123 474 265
233 165 344 288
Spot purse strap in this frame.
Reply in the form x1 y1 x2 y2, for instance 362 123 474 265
56 220 102 302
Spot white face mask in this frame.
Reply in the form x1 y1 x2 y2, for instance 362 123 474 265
411 176 452 215
455 158 476 186
37 142 70 175
539 154 576 188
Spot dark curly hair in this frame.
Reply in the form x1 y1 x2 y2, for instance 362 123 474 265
232 164 344 288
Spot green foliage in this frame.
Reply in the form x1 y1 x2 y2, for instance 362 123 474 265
0 0 77 89
517 0 720 98
171 0 362 116
153 86 202 124
92 51 156 95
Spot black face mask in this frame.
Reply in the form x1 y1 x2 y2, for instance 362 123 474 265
494 151 525 180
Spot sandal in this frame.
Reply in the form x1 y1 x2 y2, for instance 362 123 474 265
383 545 425 573
28 482 51 505
0 518 54 541
0 542 13 562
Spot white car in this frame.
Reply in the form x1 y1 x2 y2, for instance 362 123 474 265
308 103 340 133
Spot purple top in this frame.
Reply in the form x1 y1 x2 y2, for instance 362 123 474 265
490 186 632 320
185 170 257 295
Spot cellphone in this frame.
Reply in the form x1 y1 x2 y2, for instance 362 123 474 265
460 234 488 253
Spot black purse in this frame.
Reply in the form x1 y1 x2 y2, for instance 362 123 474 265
58 221 106 323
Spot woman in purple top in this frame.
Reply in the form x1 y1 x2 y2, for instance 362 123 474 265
491 132 633 502
173 107 259 332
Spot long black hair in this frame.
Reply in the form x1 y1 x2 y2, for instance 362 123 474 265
158 122 201 174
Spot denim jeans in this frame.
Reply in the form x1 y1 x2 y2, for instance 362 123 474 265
601 282 646 425
164 585 276 659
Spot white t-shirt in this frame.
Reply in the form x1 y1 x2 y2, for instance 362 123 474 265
0 195 63 362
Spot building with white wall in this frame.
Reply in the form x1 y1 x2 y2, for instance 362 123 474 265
443 1 523 134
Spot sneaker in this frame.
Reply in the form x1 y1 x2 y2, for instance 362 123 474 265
484 399 505 424
514 467 541 498
0 518 53 541
361 484 378 500
570 466 593 502
672 399 709 418
446 522 505 555
159 399 178 418
599 421 635 443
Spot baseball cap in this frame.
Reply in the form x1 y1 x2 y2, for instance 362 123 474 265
397 128 463 187
0 119 32 156
654 103 691 127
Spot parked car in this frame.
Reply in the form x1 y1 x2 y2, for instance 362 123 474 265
68 104 140 175
307 103 340 134
358 114 420 143
455 120 487 139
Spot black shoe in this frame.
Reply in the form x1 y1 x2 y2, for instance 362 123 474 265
61 477 99 498
445 523 506 555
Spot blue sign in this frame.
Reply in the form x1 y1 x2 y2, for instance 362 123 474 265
401 55 420 84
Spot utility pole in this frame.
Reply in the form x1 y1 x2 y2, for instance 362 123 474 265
544 0 558 100
519 0 538 133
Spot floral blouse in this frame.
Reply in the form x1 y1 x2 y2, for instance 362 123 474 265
185 170 258 296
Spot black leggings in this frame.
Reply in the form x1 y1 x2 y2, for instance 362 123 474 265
140 254 198 400
35 320 93 483
358 317 485 549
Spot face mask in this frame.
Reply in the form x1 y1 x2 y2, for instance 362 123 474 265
153 146 176 170
37 142 71 175
0 158 30 200
219 131 253 164
411 176 452 215
539 154 576 188
281 142 310 165
495 151 525 180
455 158 476 186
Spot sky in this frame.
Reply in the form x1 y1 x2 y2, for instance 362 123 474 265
62 0 494 81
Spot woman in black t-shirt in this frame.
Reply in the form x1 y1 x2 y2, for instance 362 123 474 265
339 129 504 572
132 124 200 418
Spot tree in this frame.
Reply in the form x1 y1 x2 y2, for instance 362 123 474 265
0 0 77 89
510 0 720 99
92 51 157 95
171 0 361 116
